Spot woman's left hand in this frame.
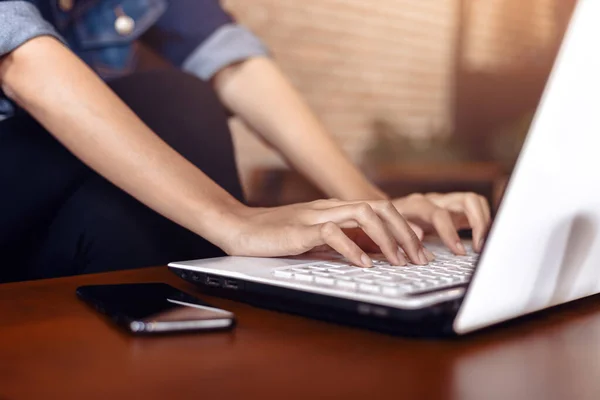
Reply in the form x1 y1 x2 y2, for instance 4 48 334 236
392 192 492 254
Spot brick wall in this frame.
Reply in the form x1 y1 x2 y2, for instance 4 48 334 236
222 0 458 194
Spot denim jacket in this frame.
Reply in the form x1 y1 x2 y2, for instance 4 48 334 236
0 0 268 117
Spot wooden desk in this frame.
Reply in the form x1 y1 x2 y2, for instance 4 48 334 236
2 267 599 399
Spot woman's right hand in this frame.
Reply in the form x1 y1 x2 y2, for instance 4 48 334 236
225 199 432 268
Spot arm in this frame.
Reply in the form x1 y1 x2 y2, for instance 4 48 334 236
0 37 426 266
212 57 388 201
0 37 244 249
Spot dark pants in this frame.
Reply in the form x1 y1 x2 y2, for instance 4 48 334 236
0 70 243 283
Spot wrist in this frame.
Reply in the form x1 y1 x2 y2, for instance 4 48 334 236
182 197 246 253
206 202 259 255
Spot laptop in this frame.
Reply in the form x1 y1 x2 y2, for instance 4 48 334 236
169 0 600 336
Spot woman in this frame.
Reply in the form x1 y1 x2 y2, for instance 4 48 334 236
0 0 491 282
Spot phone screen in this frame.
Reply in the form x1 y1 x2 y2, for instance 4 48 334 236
77 283 235 334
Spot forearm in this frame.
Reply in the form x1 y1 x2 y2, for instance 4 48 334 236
212 57 387 201
0 37 244 249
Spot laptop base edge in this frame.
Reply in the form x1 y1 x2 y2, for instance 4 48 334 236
169 267 460 338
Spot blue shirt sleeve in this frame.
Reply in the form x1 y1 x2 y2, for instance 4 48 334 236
142 0 269 80
0 1 65 118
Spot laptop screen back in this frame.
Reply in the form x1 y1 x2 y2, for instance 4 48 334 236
454 0 600 334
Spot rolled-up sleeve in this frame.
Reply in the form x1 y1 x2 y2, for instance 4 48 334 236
142 0 269 81
182 23 269 80
0 1 65 117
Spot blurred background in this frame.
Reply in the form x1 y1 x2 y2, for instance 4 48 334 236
221 0 577 207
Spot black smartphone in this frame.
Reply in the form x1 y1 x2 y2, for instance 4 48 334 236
76 283 235 335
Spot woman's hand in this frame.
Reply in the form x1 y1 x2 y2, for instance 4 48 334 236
392 192 492 255
226 199 432 268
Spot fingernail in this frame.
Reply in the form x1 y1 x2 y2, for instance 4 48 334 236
418 249 428 265
396 248 407 266
456 241 466 255
424 248 435 261
360 253 372 268
478 238 485 252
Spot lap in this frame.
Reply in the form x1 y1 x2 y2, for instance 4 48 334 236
28 176 223 279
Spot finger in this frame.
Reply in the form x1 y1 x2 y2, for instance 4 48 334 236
479 196 492 224
315 203 404 265
464 195 488 252
430 208 466 255
407 224 434 261
478 196 491 251
423 247 436 262
306 222 372 268
345 203 406 266
408 222 425 241
309 199 343 210
369 201 428 265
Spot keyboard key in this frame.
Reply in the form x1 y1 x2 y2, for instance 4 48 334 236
322 262 347 268
310 271 331 277
452 271 471 277
315 276 335 285
358 283 380 294
273 270 294 278
375 267 396 272
292 267 312 273
409 282 428 289
337 280 357 289
442 264 463 269
362 269 383 275
417 274 438 280
327 267 361 274
429 271 452 277
376 280 397 287
336 267 364 274
389 272 419 278
382 287 400 296
393 274 423 281
354 273 377 279
327 269 345 274
294 273 314 282
441 267 462 272
354 278 375 284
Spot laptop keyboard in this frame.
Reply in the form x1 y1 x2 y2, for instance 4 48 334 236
271 246 478 297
